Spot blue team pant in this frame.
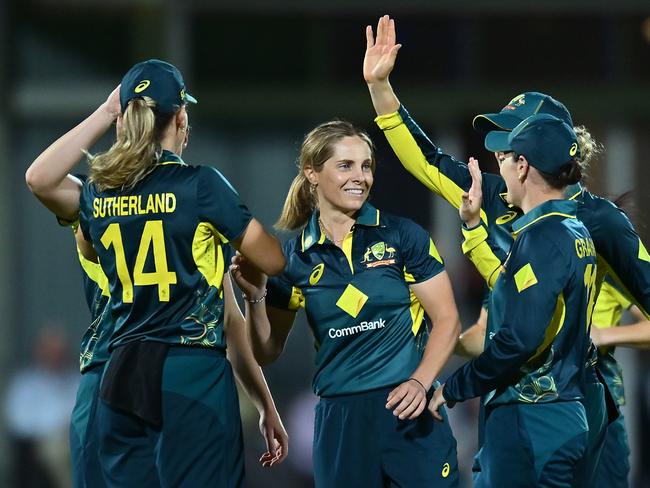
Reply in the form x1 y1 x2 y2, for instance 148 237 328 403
313 386 459 487
475 401 588 488
70 367 110 488
594 411 630 488
97 347 244 488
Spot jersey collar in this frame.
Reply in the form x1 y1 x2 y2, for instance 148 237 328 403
511 199 578 237
157 149 187 166
300 202 381 252
565 182 584 201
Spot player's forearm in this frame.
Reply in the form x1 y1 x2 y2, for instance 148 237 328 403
594 322 650 349
367 79 400 116
410 313 460 391
228 336 276 413
26 104 114 194
455 321 487 358
245 303 284 366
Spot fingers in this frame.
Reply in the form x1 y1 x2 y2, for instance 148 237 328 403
430 403 444 422
366 25 374 49
386 383 425 420
388 17 396 47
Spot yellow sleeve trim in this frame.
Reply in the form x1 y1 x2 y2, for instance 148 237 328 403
375 110 487 224
192 222 226 289
639 238 650 263
429 238 443 264
514 263 539 293
77 248 110 297
288 286 305 311
462 225 503 288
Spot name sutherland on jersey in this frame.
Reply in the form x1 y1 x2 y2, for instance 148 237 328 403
93 193 177 218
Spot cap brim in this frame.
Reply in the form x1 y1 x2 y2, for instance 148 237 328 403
185 92 198 104
484 130 513 153
473 112 523 134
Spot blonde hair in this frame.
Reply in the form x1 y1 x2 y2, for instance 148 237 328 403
275 120 376 231
573 125 603 173
88 97 174 191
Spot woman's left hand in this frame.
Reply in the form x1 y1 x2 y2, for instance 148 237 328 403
428 384 449 422
258 408 289 467
385 378 428 420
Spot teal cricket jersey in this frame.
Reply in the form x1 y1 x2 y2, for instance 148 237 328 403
267 202 445 397
76 242 112 372
79 150 251 350
443 200 597 406
376 106 650 318
591 277 632 406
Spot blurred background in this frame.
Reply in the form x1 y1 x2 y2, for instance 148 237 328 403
2 0 650 486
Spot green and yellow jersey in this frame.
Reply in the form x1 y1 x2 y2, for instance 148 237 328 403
79 150 251 351
375 106 650 318
444 200 597 406
267 202 444 397
591 279 632 406
76 241 112 372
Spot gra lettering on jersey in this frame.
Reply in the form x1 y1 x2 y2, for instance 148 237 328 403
93 193 177 218
575 237 596 259
328 318 386 339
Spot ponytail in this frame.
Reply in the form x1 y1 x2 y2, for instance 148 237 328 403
88 97 174 191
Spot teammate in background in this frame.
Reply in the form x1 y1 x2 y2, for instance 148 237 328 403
363 15 650 486
231 120 461 487
25 59 286 487
429 115 595 486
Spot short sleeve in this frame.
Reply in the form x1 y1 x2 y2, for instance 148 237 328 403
196 166 252 243
267 241 304 311
399 218 445 283
78 182 94 242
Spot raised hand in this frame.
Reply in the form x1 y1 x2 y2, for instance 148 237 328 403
363 14 402 85
460 157 483 227
102 85 121 120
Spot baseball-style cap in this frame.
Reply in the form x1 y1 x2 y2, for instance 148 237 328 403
484 114 580 176
473 92 572 134
119 59 197 114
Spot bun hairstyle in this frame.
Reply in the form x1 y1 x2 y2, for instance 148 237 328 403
535 160 583 190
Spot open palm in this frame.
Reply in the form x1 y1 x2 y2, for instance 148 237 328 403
363 14 402 84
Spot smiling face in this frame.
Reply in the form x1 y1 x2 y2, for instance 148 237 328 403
306 135 374 217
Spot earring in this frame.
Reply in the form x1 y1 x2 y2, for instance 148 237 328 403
518 174 525 182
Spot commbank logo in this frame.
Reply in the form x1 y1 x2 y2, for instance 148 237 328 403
328 318 386 338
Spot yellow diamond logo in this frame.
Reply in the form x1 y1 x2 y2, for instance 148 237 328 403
514 263 538 293
336 284 368 318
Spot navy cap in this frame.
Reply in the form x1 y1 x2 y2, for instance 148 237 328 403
473 92 572 134
119 59 197 114
484 114 579 176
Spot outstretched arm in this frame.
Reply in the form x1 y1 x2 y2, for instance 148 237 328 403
592 306 650 349
223 274 288 466
25 86 120 221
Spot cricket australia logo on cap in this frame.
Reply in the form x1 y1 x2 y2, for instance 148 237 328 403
134 80 151 93
361 241 396 268
503 93 526 111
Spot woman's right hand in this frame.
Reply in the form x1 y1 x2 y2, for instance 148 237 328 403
102 85 121 120
363 14 402 85
459 157 483 228
230 252 268 300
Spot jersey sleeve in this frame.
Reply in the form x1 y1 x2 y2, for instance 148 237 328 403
78 182 94 243
444 231 571 402
591 201 650 319
375 105 503 224
461 222 509 288
266 241 304 311
196 166 253 243
399 218 445 284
